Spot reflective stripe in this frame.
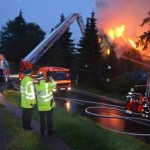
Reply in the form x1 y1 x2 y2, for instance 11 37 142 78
37 97 53 103
21 81 35 100
39 83 51 98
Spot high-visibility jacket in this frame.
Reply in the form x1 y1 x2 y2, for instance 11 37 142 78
20 76 36 108
35 79 56 111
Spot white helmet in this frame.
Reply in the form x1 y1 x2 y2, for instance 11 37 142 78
128 92 132 95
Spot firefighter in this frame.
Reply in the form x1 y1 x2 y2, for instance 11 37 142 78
126 92 132 102
142 98 149 118
35 72 56 137
20 68 36 130
126 92 133 114
0 68 6 97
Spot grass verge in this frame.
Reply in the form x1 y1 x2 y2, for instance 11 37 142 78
0 100 50 150
6 90 150 150
73 84 126 102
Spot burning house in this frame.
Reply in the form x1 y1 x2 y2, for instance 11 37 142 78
95 0 150 59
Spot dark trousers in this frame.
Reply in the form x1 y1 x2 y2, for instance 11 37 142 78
39 109 53 135
22 108 33 129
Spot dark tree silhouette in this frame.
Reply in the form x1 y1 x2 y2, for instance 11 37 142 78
38 14 75 68
77 11 103 87
137 11 150 50
0 10 45 65
77 11 103 69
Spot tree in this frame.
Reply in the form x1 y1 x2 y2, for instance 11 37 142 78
0 10 45 65
38 14 75 68
76 18 90 67
104 44 118 80
77 11 103 69
137 11 150 50
77 11 103 87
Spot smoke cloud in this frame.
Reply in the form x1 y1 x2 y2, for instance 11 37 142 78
96 0 149 37
95 0 150 57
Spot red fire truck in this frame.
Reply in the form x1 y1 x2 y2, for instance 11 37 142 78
18 13 85 91
38 67 71 91
125 77 150 118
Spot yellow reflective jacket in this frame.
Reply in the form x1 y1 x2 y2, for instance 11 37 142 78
20 76 36 108
35 79 56 111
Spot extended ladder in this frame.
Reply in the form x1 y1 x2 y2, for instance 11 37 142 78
23 13 85 64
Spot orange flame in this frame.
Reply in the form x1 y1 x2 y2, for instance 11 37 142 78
107 24 142 50
108 25 125 40
128 38 137 49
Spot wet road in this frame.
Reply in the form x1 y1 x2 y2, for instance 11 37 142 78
9 80 150 144
54 91 150 144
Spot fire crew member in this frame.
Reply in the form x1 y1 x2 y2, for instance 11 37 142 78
0 68 6 97
126 92 132 102
142 99 149 118
20 68 36 130
35 72 56 137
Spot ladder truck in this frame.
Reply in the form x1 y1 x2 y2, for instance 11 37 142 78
19 13 85 92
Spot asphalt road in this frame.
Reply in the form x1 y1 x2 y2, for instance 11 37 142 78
9 80 150 144
54 90 150 144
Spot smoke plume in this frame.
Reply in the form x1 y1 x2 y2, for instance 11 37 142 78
95 0 150 57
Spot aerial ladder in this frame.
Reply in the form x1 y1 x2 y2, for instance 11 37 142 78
21 13 85 68
18 13 85 91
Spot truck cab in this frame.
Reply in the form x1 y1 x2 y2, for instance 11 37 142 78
38 67 71 92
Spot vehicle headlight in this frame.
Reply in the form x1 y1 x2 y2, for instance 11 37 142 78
68 87 71 91
53 88 57 92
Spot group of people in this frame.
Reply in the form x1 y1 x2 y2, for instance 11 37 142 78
20 68 56 137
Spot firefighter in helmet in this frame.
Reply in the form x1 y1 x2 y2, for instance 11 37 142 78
126 92 132 102
142 97 149 118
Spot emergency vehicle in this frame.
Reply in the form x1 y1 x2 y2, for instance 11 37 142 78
125 76 150 118
18 13 85 91
126 92 143 113
39 67 71 91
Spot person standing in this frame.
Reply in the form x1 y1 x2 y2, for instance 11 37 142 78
35 72 56 137
0 54 9 98
0 68 6 97
20 68 36 130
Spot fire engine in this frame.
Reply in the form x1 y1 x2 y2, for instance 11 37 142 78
39 67 71 91
18 13 85 91
125 76 150 118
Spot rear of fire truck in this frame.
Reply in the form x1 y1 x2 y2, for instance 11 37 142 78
125 77 150 118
